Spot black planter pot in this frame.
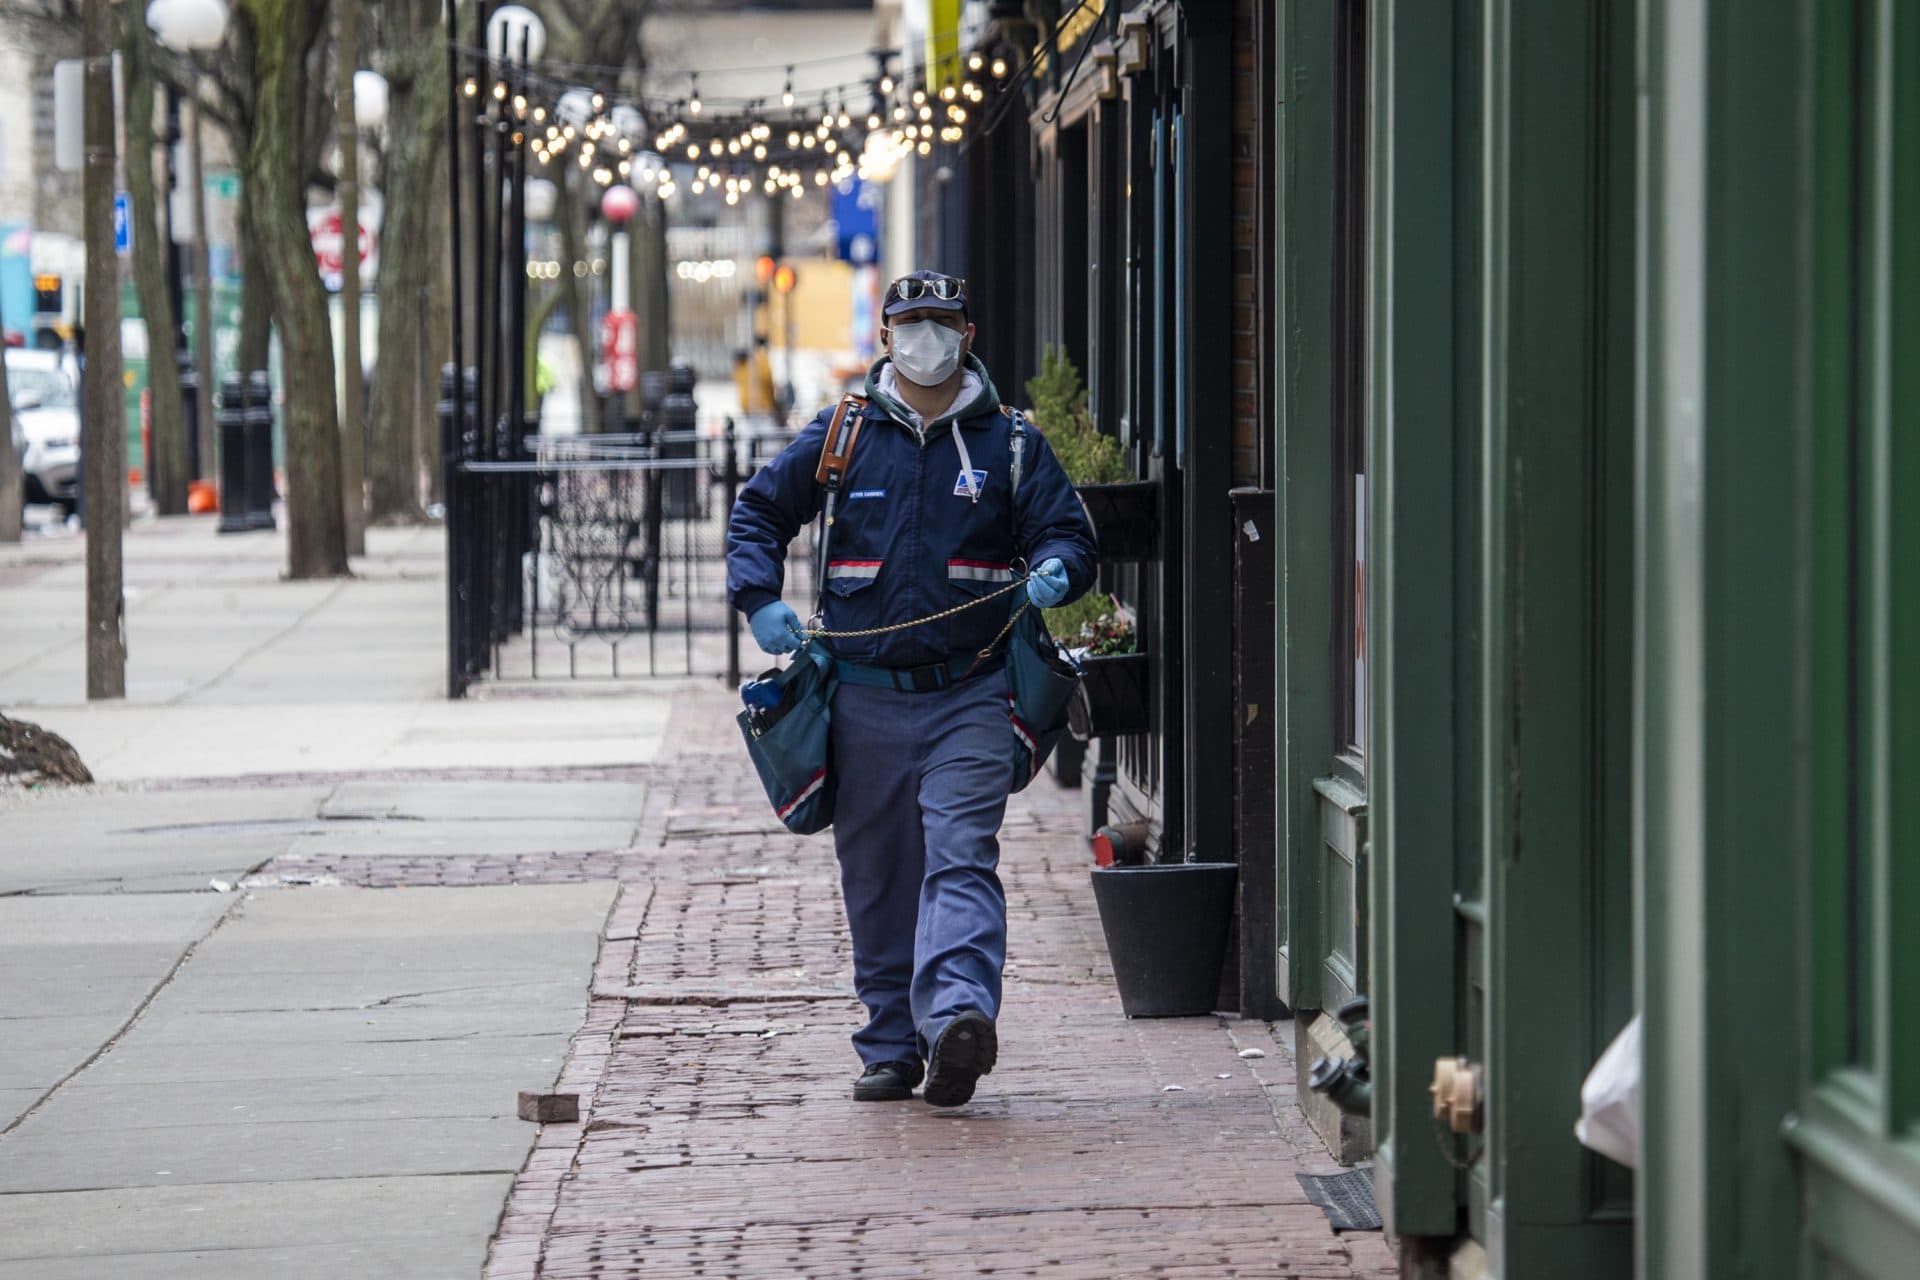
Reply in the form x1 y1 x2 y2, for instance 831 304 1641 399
1090 862 1239 1017
1077 480 1159 561
1069 651 1151 741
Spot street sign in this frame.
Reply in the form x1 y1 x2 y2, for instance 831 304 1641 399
113 192 131 256
206 171 241 201
306 204 380 292
601 310 637 392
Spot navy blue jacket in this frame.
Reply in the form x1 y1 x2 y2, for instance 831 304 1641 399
727 355 1098 669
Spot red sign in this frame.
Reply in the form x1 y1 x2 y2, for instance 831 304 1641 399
308 209 375 292
602 309 638 393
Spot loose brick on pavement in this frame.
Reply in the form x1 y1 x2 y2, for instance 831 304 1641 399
443 685 1396 1278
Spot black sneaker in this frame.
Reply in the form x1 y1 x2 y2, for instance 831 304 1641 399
853 1059 924 1101
923 1011 997 1107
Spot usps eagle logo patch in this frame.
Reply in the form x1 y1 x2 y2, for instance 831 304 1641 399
953 468 987 498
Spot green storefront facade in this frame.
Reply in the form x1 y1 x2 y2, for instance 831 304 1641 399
1272 0 1919 1274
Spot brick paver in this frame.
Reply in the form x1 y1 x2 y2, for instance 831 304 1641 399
463 686 1395 1279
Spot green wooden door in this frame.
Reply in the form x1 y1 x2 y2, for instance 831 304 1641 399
1785 1 1920 1274
1369 1 1636 1271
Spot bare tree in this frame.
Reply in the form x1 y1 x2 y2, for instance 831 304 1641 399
237 0 347 578
0 339 20 543
366 0 445 521
83 0 126 697
336 0 365 554
118 0 190 515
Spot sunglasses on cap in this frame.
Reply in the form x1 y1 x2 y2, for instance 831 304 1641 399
888 274 967 304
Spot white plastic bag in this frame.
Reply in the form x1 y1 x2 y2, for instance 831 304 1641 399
1574 1014 1641 1169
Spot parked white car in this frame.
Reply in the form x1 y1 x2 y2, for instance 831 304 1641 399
7 349 80 515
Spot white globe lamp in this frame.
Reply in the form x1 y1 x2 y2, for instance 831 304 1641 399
146 0 229 50
352 70 388 131
485 4 546 62
524 178 558 223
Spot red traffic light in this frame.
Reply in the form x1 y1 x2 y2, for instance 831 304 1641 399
755 255 777 285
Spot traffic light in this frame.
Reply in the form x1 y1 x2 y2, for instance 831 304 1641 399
755 255 776 286
773 265 797 294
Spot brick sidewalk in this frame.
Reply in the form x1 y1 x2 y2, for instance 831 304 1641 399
483 687 1397 1279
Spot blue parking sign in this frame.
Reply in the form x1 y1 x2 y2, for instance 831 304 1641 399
113 192 131 256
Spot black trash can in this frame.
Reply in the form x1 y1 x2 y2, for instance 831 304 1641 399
1090 862 1239 1017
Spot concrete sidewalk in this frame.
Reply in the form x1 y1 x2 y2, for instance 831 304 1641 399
0 516 675 1277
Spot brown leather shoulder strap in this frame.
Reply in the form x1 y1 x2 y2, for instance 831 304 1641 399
814 394 869 489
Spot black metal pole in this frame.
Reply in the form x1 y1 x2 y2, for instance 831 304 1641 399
724 416 740 687
468 5 491 471
485 27 508 465
162 84 198 483
505 31 530 634
444 0 469 697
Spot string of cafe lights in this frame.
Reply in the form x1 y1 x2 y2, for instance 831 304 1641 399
454 37 1019 207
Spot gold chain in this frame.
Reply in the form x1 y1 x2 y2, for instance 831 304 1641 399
802 576 1029 640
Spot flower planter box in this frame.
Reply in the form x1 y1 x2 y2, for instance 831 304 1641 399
1076 480 1159 562
1090 861 1239 1016
1069 651 1151 741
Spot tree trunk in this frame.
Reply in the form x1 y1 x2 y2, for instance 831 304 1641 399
425 189 450 505
237 179 273 375
336 0 365 554
0 333 21 542
118 5 189 516
83 0 127 698
367 0 444 523
241 0 347 579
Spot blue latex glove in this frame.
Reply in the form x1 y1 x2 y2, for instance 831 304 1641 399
749 601 806 655
1026 558 1071 608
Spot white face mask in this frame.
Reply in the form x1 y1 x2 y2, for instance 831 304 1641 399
888 319 966 386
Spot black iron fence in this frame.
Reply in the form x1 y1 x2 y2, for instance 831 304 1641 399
441 366 811 696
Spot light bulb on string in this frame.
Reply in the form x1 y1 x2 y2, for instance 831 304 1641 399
880 74 894 94
709 138 723 156
823 136 837 153
727 140 740 155
782 68 794 108
892 105 908 122
814 169 828 186
867 113 881 129
688 79 701 114
590 93 604 112
493 80 507 101
837 110 851 129
918 104 932 121
940 84 956 102
912 88 926 106
787 130 801 147
918 140 931 156
691 179 705 194
968 52 984 72
991 58 1008 78
753 144 767 160
687 143 700 160
533 106 547 123
463 77 478 98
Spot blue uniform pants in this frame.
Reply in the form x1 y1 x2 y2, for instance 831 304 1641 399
829 668 1014 1065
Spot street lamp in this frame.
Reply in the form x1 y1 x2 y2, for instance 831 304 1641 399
146 0 230 489
486 5 546 65
353 69 388 131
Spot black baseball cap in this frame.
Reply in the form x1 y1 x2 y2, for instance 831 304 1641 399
883 270 968 319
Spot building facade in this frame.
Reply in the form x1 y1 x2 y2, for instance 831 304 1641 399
953 1 1919 1276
